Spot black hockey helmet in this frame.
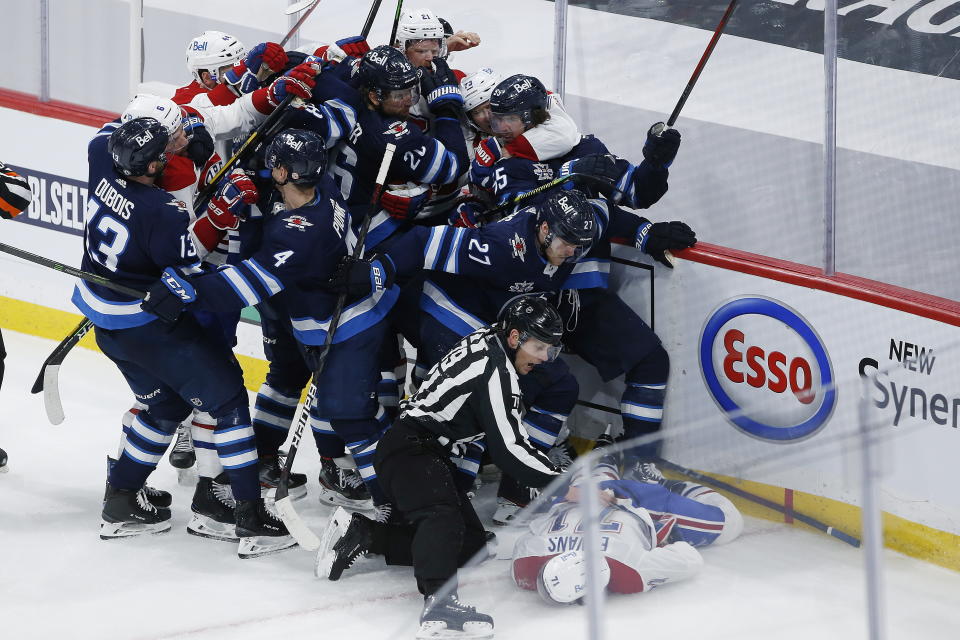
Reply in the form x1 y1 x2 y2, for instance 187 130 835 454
489 74 549 127
358 45 419 99
536 189 597 261
108 117 169 177
498 294 564 361
264 128 326 186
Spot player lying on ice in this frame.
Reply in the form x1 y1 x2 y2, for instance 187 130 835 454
512 447 743 604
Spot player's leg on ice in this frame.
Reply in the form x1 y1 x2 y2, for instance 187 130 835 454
314 411 373 511
566 289 669 481
186 411 237 541
111 401 172 507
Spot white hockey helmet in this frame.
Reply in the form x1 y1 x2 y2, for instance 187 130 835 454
461 68 502 112
536 550 611 605
121 94 183 138
186 31 246 84
394 8 447 57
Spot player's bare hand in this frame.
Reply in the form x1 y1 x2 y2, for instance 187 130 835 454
446 31 481 52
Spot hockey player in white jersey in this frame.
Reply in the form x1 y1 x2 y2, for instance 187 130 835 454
512 457 742 602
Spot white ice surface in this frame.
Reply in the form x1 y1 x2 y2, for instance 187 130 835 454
1 329 959 640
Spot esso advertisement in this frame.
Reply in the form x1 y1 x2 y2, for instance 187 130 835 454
699 297 836 442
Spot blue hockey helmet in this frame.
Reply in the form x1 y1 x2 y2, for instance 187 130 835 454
489 74 549 128
264 128 326 186
108 117 169 177
498 293 564 362
358 45 419 99
536 189 597 262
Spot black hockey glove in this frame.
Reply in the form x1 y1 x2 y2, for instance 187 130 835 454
636 220 697 268
642 123 681 169
326 254 396 299
558 153 623 199
419 58 463 118
140 267 197 323
183 116 216 168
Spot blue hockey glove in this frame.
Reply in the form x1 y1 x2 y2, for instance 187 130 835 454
327 254 396 299
419 58 463 118
558 153 623 198
642 123 681 168
141 267 197 323
636 220 696 268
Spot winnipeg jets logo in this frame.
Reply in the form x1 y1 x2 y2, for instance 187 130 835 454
508 281 534 293
533 163 553 181
384 121 409 138
283 215 313 231
510 233 527 262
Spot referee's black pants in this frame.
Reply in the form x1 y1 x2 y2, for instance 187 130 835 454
373 420 488 596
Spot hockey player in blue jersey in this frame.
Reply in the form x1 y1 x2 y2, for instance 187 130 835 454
327 45 468 251
141 128 399 515
377 188 695 494
74 118 295 558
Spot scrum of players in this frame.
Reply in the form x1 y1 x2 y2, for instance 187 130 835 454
68 6 735 638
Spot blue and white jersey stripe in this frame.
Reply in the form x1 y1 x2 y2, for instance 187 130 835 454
560 257 610 290
420 280 485 337
72 282 156 329
418 139 461 184
214 257 285 308
290 285 399 346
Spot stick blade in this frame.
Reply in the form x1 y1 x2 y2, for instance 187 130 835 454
274 495 322 551
42 365 65 425
31 365 45 394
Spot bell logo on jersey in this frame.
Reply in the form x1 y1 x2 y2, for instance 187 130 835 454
700 296 836 442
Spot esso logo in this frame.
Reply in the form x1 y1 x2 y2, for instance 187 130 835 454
700 297 835 442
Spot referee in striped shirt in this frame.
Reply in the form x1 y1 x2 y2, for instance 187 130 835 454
317 295 565 633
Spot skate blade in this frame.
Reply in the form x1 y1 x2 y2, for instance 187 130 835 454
100 519 172 540
317 487 374 511
416 621 494 639
314 507 351 579
261 484 308 502
186 513 239 542
237 534 298 559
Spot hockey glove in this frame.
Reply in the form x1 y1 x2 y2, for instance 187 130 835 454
141 267 197 324
264 64 316 108
223 62 260 95
558 153 622 198
331 36 371 61
182 115 215 168
469 138 502 190
419 58 463 118
327 254 396 299
642 123 681 168
381 182 432 221
246 42 288 79
205 170 259 230
449 197 486 228
636 220 697 268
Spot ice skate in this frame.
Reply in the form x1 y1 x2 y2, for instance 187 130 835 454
106 456 171 508
629 460 666 485
492 475 538 526
100 485 172 539
168 422 196 469
186 476 238 542
258 454 308 501
315 506 374 580
417 593 494 639
235 498 297 558
317 456 373 510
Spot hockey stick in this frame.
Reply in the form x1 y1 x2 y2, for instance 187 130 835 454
477 171 621 223
656 0 739 132
658 459 861 548
362 0 385 39
0 242 145 298
274 142 397 550
281 0 323 47
388 0 405 47
31 317 94 424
